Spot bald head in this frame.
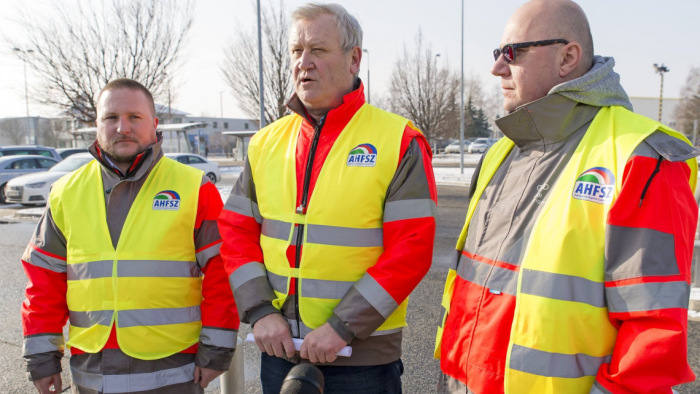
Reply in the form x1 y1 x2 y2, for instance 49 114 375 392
509 0 593 75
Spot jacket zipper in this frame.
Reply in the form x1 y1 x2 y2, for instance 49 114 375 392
293 116 325 336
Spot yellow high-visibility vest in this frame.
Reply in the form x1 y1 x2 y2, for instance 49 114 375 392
249 104 413 336
50 158 204 360
435 106 697 392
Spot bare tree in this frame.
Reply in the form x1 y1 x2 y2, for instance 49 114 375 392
221 2 292 125
386 32 458 143
10 0 193 125
674 66 700 139
0 118 28 145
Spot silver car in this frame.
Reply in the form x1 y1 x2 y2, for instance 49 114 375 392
165 153 221 184
0 155 59 203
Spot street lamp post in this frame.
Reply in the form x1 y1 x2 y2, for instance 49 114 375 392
459 0 465 174
654 63 669 122
362 49 370 104
14 47 35 144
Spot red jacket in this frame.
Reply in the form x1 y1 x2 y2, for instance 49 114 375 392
219 83 437 365
21 142 239 380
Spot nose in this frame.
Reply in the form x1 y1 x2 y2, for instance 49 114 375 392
298 49 314 71
116 116 131 134
491 54 510 77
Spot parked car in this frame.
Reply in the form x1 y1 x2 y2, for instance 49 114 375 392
467 138 497 154
0 145 62 161
444 141 470 154
0 155 60 203
56 147 88 159
4 153 93 206
165 153 221 183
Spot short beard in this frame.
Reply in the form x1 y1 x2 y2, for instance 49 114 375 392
99 141 150 166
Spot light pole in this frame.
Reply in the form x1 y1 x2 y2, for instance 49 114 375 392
459 0 465 173
257 0 265 128
654 63 669 122
362 49 370 104
14 47 34 144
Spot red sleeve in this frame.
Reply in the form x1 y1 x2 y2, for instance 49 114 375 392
21 259 68 336
197 181 239 332
368 125 436 302
595 156 696 393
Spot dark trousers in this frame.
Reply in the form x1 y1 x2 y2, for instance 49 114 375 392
260 353 403 394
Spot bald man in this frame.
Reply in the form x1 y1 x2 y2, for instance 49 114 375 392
435 0 698 393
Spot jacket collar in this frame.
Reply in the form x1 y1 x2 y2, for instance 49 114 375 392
286 79 366 129
495 93 600 150
88 133 164 182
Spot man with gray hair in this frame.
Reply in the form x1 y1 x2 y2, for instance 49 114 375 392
436 0 697 392
219 3 436 393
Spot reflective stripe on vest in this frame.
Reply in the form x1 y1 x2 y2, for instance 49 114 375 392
50 158 204 360
435 106 697 393
249 104 412 336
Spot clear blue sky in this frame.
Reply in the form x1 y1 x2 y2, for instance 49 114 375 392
1 0 698 120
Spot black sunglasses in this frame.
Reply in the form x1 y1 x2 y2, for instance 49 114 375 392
493 39 570 63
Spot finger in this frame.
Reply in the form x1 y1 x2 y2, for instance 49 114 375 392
272 342 287 358
283 337 296 359
326 352 337 363
193 366 201 383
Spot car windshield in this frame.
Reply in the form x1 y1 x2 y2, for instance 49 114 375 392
49 156 92 172
474 138 490 144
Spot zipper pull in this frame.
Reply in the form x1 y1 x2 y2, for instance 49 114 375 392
296 205 304 214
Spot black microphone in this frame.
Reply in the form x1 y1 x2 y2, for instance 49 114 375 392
279 363 324 394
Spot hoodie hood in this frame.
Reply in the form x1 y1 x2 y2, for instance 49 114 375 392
548 56 633 111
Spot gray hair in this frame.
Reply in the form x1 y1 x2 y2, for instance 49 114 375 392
291 3 363 52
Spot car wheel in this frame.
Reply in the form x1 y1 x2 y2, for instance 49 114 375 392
206 172 217 184
0 183 6 204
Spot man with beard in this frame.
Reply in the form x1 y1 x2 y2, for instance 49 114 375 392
21 79 239 393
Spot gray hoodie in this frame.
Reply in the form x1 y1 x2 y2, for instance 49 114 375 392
548 55 633 111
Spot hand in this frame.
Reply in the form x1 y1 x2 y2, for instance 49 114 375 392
253 313 295 359
193 366 224 389
300 323 347 363
32 373 62 394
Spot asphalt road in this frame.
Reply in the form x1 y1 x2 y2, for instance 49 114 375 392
1 183 699 393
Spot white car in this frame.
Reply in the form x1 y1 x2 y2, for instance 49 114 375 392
467 138 496 154
4 153 93 206
444 141 470 154
166 153 221 184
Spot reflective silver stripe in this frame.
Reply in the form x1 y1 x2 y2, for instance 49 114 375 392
200 327 238 349
118 306 200 327
118 260 200 278
67 260 113 280
607 281 690 313
262 218 292 241
196 242 221 269
306 224 383 247
224 194 262 223
509 344 611 378
383 199 437 222
230 261 266 290
268 271 288 294
25 247 66 273
70 366 103 391
591 381 612 394
70 310 113 328
71 362 196 393
520 269 606 308
301 278 354 299
456 255 518 296
354 274 398 319
23 334 65 356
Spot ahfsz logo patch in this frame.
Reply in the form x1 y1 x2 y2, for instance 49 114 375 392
153 190 181 210
347 143 377 167
572 167 615 204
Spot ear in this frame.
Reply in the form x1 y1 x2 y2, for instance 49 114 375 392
349 46 362 75
154 116 159 129
558 42 582 78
